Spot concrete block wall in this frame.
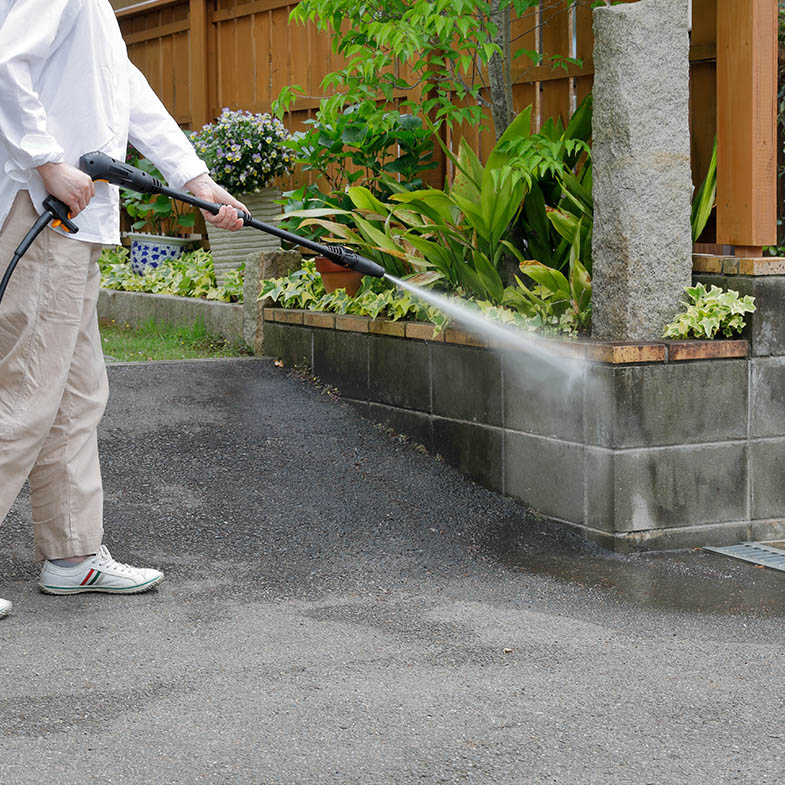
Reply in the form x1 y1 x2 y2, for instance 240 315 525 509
262 308 764 552
693 263 785 547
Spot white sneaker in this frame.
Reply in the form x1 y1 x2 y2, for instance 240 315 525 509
39 545 164 595
0 598 11 618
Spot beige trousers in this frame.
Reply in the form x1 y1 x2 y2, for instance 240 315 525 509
0 192 107 560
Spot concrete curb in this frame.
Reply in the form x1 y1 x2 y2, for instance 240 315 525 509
98 288 244 344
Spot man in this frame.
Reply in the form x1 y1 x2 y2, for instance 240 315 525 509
0 0 247 618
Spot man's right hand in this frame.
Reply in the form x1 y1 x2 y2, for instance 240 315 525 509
35 162 95 217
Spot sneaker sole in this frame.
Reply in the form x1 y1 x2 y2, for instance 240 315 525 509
39 575 163 596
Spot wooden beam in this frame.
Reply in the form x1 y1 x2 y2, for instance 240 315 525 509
189 0 209 130
123 19 189 45
115 0 182 18
716 0 777 248
210 0 291 24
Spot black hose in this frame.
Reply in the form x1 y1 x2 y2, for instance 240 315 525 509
0 211 53 306
0 253 23 306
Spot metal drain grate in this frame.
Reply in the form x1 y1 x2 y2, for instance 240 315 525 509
703 542 785 572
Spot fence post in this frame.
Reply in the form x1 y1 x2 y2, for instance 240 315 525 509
716 0 777 256
189 0 209 130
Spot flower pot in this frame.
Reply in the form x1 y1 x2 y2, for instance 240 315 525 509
315 256 364 296
205 188 281 284
126 233 195 275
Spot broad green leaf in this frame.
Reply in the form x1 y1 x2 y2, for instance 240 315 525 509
569 253 592 315
278 208 353 219
486 105 534 173
472 250 505 303
546 206 579 245
520 261 570 298
691 137 717 242
297 219 361 243
347 186 390 216
451 137 484 198
563 93 593 145
457 264 487 300
405 234 455 278
500 240 528 264
559 169 594 214
391 189 455 223
404 270 443 286
450 191 488 239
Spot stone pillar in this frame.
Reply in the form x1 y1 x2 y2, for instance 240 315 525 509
242 248 301 354
591 0 693 342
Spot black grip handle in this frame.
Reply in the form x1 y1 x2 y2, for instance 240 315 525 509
79 151 163 195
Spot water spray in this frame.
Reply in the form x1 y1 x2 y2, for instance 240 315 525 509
0 153 581 381
0 151 385 307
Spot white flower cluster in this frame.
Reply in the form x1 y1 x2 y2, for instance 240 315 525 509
191 108 295 193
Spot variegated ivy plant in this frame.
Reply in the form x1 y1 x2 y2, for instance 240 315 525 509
663 283 755 339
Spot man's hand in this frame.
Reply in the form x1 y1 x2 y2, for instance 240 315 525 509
185 173 247 231
36 162 95 217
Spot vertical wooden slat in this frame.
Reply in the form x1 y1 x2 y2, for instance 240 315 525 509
254 10 272 110
512 82 537 128
270 5 291 103
574 0 594 111
190 0 209 128
540 0 571 127
309 11 330 99
160 5 174 110
510 4 539 112
289 12 310 105
235 13 255 110
716 0 777 250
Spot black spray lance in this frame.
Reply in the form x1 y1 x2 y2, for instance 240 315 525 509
0 151 386 306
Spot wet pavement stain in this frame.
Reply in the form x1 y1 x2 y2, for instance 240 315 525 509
485 518 785 618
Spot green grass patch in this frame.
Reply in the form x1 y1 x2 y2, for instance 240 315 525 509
99 318 251 362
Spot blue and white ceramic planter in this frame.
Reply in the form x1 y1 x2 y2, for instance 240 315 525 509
127 233 195 275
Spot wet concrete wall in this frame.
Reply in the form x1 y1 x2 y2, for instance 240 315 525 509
262 309 770 553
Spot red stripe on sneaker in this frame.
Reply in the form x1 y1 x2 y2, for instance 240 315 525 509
81 569 95 586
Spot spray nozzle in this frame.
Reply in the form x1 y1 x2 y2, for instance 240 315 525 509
323 245 385 278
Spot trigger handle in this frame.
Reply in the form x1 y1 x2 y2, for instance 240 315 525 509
42 195 79 234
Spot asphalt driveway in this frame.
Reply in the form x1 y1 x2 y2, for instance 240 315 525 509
1 358 784 784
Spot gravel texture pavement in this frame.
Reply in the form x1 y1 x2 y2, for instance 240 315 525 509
1 358 784 785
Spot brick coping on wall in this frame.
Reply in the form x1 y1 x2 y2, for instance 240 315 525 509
693 253 785 276
262 307 748 365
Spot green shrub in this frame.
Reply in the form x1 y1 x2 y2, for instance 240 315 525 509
99 246 243 304
662 283 755 339
259 258 544 335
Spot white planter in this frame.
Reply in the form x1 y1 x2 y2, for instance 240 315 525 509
205 188 282 283
126 233 196 275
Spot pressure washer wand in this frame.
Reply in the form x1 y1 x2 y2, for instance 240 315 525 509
78 151 386 278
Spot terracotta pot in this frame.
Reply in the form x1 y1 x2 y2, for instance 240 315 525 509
315 256 364 296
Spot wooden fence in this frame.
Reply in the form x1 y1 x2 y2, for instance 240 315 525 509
116 0 775 249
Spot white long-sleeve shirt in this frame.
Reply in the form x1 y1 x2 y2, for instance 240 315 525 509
0 0 208 244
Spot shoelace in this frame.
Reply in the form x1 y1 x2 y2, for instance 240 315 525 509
93 545 136 575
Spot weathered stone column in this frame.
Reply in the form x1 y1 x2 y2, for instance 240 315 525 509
242 248 301 354
591 0 693 341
